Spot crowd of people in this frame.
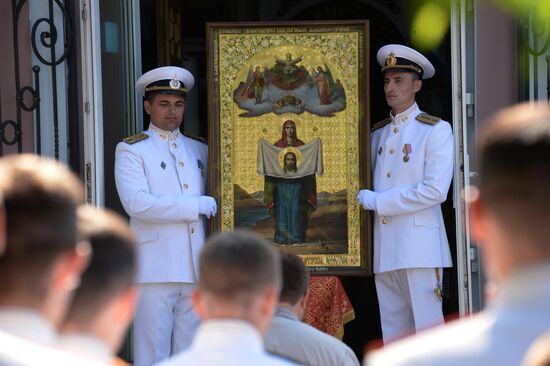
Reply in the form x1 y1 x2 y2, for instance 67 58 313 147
1 42 550 366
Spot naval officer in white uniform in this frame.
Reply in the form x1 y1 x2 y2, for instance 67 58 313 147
115 66 217 366
366 103 550 366
357 44 454 342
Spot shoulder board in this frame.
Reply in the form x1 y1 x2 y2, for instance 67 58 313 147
372 117 391 131
183 131 207 144
416 113 441 125
123 132 149 145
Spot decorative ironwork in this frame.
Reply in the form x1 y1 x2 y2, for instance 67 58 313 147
0 120 21 146
1 0 73 158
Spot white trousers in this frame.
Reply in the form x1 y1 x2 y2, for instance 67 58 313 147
134 283 200 366
375 268 444 343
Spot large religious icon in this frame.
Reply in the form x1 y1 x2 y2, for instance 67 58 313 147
207 21 371 275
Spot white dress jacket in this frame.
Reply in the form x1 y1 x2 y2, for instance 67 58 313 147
115 127 208 283
371 103 454 273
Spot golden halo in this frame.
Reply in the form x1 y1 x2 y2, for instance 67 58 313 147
278 147 302 169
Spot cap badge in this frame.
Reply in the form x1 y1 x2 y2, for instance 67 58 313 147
385 52 397 67
169 75 181 89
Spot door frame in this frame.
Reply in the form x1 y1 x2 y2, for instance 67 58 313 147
450 0 478 315
81 0 142 206
79 0 104 206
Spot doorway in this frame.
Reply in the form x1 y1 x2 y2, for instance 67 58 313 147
104 0 460 360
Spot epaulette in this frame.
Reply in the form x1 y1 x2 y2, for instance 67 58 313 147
183 131 207 144
416 113 441 125
123 132 149 144
372 117 391 131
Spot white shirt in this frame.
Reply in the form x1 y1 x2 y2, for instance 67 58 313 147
0 326 104 366
365 261 550 366
157 319 301 366
58 333 113 364
0 308 56 344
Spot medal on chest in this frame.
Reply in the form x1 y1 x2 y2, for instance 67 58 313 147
402 143 411 162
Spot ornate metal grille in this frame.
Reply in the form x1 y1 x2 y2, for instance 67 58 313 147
0 0 74 158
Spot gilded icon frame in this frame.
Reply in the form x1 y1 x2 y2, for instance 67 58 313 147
207 21 372 275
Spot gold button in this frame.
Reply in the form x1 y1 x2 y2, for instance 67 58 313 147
389 148 395 154
382 218 388 224
191 228 195 234
172 143 177 148
393 127 399 134
179 162 184 167
387 172 392 178
183 184 188 189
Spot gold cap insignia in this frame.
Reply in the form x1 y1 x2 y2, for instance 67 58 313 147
385 52 397 67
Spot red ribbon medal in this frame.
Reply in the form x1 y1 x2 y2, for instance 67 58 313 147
403 143 412 162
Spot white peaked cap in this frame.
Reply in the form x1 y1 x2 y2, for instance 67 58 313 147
135 66 195 96
376 44 435 79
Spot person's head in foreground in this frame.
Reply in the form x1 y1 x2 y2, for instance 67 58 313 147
192 230 281 335
61 205 137 357
278 252 309 319
522 332 550 366
471 102 550 284
0 154 88 330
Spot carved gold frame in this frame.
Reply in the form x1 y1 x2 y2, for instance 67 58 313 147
207 21 372 275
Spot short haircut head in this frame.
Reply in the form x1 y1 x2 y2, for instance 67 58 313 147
0 154 84 301
64 205 137 326
199 230 281 306
279 252 309 305
477 102 550 249
523 332 550 366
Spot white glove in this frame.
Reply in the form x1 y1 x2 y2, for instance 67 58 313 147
198 196 217 218
357 189 377 211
